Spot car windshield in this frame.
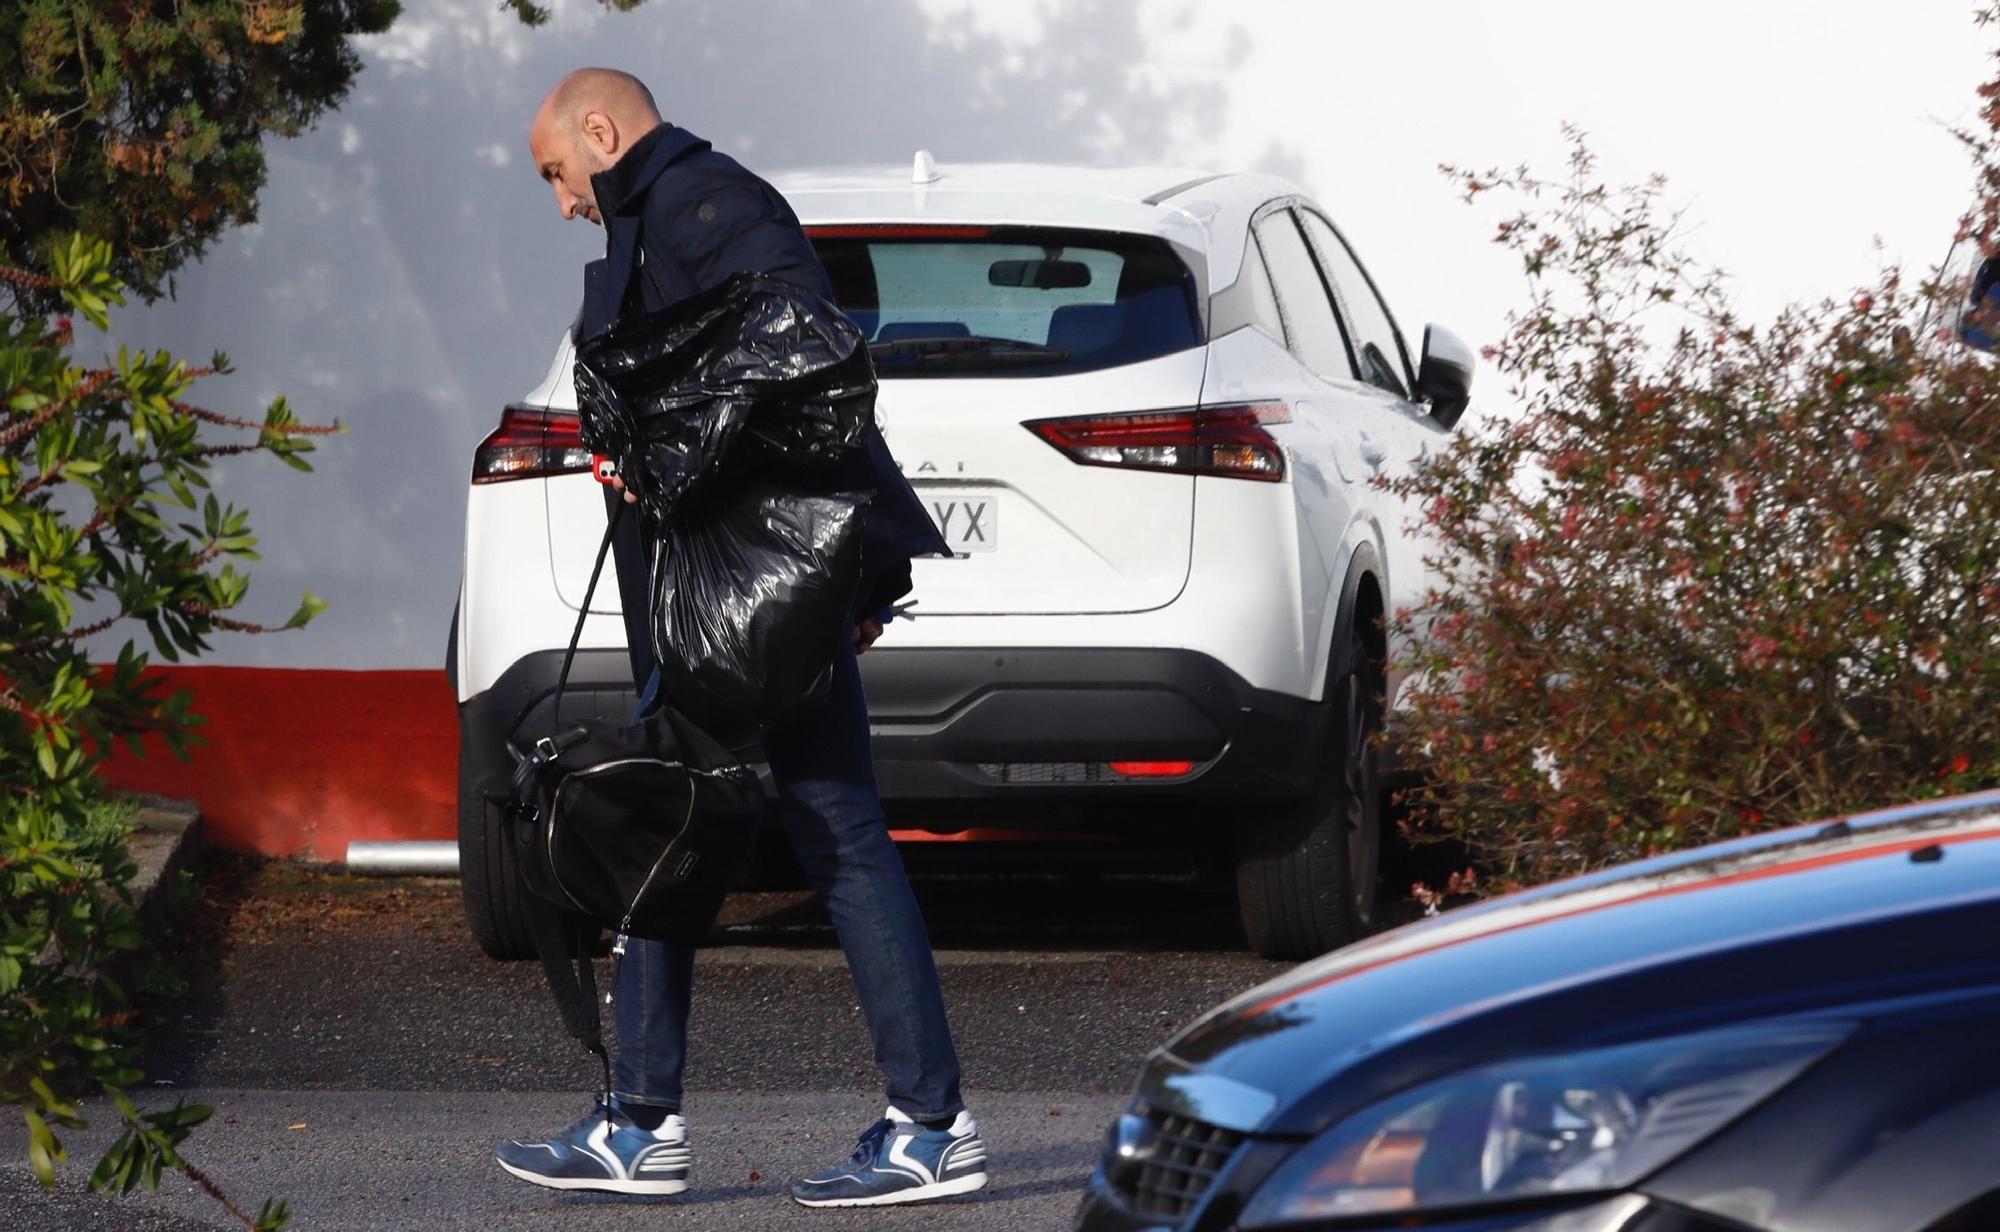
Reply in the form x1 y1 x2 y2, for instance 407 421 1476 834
809 226 1203 378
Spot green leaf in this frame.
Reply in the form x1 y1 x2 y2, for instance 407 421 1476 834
256 1197 293 1232
27 1076 76 1121
25 1111 66 1187
283 590 329 629
88 1134 131 1191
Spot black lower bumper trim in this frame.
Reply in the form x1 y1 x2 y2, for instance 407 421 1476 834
459 646 1324 822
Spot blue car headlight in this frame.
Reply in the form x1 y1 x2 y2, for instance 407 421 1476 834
1239 1020 1850 1227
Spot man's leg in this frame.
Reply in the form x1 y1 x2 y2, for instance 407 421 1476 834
611 937 695 1114
763 640 964 1122
492 672 697 1197
493 936 694 1193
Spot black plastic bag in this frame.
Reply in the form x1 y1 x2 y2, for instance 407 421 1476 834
652 483 867 729
574 273 876 524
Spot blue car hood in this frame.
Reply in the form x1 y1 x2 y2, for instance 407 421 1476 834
1154 790 2000 1136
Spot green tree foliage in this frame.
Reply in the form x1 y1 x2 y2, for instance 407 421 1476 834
0 0 401 312
0 237 332 1228
1 1 632 1219
499 0 645 26
1387 31 2000 890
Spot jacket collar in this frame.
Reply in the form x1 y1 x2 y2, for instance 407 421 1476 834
591 123 711 218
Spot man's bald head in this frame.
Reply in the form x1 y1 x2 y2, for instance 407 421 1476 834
528 67 664 225
536 68 660 139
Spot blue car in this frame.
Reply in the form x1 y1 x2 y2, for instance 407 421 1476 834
1078 789 2000 1232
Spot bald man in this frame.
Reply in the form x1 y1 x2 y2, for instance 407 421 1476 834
496 70 982 1210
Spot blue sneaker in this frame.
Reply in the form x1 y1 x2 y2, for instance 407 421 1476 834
495 1102 691 1195
790 1107 989 1207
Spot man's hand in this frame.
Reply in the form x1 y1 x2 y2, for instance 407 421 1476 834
854 617 884 655
609 474 638 504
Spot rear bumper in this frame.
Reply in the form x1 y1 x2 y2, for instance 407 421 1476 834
458 646 1325 829
862 647 1323 810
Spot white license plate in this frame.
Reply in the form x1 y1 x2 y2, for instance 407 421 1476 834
927 494 999 554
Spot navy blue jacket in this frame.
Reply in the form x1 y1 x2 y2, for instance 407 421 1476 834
575 124 951 689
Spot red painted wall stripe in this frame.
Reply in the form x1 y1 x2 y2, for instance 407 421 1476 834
94 666 1096 862
98 667 459 861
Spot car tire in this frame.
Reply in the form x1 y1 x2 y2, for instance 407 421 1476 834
457 744 535 961
1235 622 1384 961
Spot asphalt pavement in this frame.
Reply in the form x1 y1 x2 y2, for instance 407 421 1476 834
3 850 1291 1230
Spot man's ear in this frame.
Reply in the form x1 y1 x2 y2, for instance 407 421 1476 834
579 108 618 159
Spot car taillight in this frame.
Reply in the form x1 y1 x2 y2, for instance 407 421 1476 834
471 406 591 484
1025 402 1288 482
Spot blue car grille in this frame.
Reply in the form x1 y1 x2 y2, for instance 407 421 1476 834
1116 1111 1243 1219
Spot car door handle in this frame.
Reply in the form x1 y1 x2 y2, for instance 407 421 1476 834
1359 438 1388 468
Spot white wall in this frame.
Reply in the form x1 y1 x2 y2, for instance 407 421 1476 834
85 0 1991 668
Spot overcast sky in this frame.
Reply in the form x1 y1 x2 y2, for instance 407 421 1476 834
85 0 1995 669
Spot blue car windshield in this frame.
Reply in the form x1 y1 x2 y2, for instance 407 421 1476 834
809 226 1203 378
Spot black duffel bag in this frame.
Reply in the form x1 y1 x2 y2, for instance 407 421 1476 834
501 502 764 1083
507 694 761 943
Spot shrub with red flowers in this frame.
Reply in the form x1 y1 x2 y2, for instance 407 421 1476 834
1386 28 2000 889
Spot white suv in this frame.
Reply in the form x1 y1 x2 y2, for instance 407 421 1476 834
451 160 1473 961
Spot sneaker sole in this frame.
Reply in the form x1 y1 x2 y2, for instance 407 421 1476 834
791 1170 989 1208
496 1157 688 1196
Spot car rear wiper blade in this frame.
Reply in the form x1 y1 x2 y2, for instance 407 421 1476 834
867 336 1071 367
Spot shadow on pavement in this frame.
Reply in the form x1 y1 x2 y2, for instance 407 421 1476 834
723 859 1245 954
134 848 1293 1100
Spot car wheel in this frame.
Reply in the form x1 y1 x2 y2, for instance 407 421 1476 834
1235 623 1384 960
457 743 535 960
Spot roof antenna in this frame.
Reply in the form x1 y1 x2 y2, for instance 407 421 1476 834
911 149 942 185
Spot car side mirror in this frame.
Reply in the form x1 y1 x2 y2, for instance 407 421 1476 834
1417 323 1474 430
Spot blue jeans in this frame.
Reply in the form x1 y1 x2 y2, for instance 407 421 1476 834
609 641 965 1122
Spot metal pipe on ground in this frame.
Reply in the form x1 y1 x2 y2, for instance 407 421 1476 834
346 841 459 876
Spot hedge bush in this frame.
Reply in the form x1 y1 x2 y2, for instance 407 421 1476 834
2 236 333 1229
1387 38 2000 889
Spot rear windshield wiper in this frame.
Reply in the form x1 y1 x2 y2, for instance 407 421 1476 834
867 336 1071 368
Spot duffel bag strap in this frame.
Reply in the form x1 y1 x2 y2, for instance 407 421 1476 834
525 898 615 1113
506 499 627 746
514 507 627 1119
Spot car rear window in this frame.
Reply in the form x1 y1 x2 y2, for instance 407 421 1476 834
808 226 1203 378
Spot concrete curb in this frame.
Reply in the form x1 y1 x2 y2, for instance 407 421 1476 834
122 793 203 933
